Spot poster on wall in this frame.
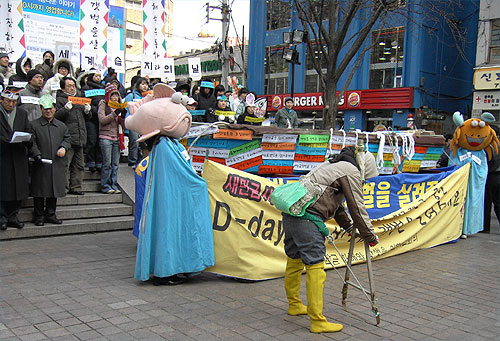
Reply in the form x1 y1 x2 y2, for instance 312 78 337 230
22 0 80 66
79 0 109 72
107 5 125 73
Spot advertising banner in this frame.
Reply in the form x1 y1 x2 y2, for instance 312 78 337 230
202 160 469 280
143 0 166 77
23 0 80 66
107 5 124 73
79 0 109 71
8 0 25 61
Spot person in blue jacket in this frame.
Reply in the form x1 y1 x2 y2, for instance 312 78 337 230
124 77 149 167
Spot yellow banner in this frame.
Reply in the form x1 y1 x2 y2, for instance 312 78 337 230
203 160 470 280
109 101 128 109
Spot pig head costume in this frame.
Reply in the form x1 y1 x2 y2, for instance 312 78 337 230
127 84 215 283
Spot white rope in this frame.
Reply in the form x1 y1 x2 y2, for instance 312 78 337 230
329 128 334 156
341 129 346 148
375 132 385 169
393 135 401 166
365 132 370 152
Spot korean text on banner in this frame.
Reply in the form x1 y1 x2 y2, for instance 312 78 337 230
80 0 109 71
188 57 202 81
202 160 469 280
143 0 166 76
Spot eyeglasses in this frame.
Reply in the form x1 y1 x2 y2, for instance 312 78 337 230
32 75 44 80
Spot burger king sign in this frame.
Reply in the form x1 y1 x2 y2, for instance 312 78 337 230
348 92 360 108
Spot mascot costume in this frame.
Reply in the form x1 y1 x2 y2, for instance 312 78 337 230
450 111 499 236
126 84 215 284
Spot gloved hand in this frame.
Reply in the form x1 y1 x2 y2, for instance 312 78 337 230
64 101 73 110
116 108 127 119
368 235 379 247
84 103 91 113
218 114 226 122
228 115 236 123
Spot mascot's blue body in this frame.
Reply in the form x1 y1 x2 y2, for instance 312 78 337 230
134 137 214 281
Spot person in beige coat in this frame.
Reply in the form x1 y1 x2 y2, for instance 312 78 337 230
282 146 379 334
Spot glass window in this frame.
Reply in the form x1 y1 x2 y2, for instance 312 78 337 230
126 30 142 40
369 27 404 89
266 0 291 31
305 74 319 92
264 45 289 94
490 19 500 64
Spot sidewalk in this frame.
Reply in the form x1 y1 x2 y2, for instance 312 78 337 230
0 220 499 340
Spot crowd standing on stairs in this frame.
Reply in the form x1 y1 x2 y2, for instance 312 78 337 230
0 50 132 230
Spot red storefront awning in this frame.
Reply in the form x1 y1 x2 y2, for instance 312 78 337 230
261 87 414 112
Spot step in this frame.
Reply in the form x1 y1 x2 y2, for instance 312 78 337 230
82 181 101 192
18 203 133 222
83 171 101 180
22 192 123 208
0 216 134 240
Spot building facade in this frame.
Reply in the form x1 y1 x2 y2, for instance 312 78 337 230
472 0 500 123
248 0 479 135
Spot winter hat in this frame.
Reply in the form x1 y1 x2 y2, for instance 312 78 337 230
0 52 9 59
26 69 43 82
43 51 55 60
104 83 120 103
217 95 228 102
58 61 70 72
187 97 198 106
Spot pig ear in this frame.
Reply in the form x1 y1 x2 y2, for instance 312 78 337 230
153 83 175 98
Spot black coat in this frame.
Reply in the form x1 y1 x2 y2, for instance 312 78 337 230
30 117 71 198
0 107 31 201
82 80 105 124
55 90 90 147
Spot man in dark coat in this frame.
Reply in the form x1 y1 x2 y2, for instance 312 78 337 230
82 72 104 172
17 69 44 121
34 51 55 83
0 88 31 229
194 79 216 122
30 95 71 226
55 77 91 195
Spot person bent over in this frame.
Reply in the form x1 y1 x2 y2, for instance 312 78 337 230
30 95 71 225
282 146 379 333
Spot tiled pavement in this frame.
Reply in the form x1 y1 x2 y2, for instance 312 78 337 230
0 219 499 340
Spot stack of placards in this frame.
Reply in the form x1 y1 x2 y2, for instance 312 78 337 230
260 134 297 175
293 134 329 173
179 128 444 176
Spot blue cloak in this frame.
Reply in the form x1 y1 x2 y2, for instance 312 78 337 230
135 137 215 281
451 148 488 235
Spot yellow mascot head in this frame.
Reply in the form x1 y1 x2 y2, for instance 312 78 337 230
451 111 499 160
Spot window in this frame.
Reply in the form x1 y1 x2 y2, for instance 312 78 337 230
126 30 142 40
266 0 291 31
125 0 142 9
369 27 404 89
490 19 500 64
264 45 289 94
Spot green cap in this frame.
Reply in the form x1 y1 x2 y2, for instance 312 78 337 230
40 94 55 109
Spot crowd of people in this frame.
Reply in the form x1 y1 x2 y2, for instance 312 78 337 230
0 51 134 229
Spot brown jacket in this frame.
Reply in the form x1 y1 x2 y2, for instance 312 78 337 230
305 160 377 243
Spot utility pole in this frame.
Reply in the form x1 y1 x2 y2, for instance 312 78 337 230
205 1 231 89
221 0 230 89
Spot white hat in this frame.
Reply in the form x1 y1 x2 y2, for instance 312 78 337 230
187 97 198 106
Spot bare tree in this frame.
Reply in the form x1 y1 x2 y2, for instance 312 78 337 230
293 0 472 129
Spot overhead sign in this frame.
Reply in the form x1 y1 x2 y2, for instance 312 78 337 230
473 67 500 90
262 88 414 112
473 91 500 110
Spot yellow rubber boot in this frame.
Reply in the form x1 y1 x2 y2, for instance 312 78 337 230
305 262 343 333
284 257 308 315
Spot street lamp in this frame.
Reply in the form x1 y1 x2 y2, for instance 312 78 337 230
282 29 306 98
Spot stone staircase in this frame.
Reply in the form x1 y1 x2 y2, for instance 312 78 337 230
0 171 134 240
